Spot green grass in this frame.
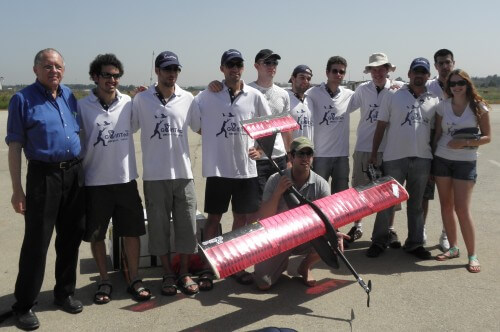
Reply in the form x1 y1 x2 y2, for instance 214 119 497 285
477 87 500 105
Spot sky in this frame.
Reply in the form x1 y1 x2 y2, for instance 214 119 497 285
1 0 499 87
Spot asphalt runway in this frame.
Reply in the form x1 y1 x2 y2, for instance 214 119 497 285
0 106 499 331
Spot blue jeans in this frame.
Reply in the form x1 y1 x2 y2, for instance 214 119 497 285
313 156 349 194
371 157 431 251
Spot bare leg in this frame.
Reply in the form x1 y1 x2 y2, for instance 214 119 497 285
90 240 109 281
90 240 111 302
297 251 320 287
435 177 458 247
203 213 222 241
123 237 149 296
452 180 476 256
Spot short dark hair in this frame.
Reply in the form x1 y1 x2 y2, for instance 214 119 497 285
326 56 347 71
433 49 454 63
89 53 124 81
34 48 64 66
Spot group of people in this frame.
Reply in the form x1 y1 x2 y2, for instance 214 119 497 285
6 47 491 330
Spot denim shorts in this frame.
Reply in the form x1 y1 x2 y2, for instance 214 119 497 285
432 156 477 181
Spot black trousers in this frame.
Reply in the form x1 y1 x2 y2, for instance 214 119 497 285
13 161 85 312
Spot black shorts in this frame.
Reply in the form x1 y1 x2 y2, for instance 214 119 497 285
204 177 260 214
83 180 146 242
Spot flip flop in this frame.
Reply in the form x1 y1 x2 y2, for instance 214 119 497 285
127 278 152 302
196 270 215 291
94 280 112 304
177 273 199 295
161 274 178 296
466 255 481 273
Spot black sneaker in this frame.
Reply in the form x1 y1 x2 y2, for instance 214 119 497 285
388 230 401 249
366 244 385 258
346 226 363 243
407 246 431 260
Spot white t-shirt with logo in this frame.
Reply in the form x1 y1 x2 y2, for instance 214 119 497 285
249 82 290 159
189 81 272 178
77 90 138 186
287 89 314 141
435 99 487 161
131 84 195 180
306 83 354 157
348 80 404 152
427 78 445 101
378 85 439 161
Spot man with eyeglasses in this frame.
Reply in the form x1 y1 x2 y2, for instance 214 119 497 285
424 48 456 252
78 53 151 303
366 58 440 260
190 49 271 285
345 53 404 247
6 48 85 330
287 65 314 141
253 137 340 290
132 51 200 295
306 56 354 194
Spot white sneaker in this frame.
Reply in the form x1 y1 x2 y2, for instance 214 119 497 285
439 230 450 252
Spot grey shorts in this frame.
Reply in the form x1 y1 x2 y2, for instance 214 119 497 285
144 179 198 255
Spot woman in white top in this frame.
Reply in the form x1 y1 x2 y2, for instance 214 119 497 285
432 69 491 273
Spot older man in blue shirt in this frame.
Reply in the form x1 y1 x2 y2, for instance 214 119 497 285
6 48 85 330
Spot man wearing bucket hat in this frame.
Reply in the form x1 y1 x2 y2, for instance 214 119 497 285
366 57 439 259
345 53 403 246
254 136 336 290
287 65 314 141
189 49 271 285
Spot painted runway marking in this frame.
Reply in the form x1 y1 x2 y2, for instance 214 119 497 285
489 160 500 168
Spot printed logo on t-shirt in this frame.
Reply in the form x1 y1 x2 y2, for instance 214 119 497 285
150 114 183 140
93 121 129 147
400 102 430 127
215 113 240 138
445 121 458 136
295 109 312 130
318 105 345 126
365 104 379 123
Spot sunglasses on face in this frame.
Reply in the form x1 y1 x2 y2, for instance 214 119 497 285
160 66 181 72
448 80 467 87
99 72 122 79
330 69 346 75
295 150 313 157
261 60 279 67
225 61 244 69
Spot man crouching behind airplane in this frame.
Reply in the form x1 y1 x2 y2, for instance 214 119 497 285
253 137 348 290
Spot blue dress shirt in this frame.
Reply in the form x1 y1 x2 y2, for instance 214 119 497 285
6 80 81 162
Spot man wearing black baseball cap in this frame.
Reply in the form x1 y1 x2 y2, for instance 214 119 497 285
207 49 292 200
367 57 439 260
189 49 272 285
287 65 314 141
